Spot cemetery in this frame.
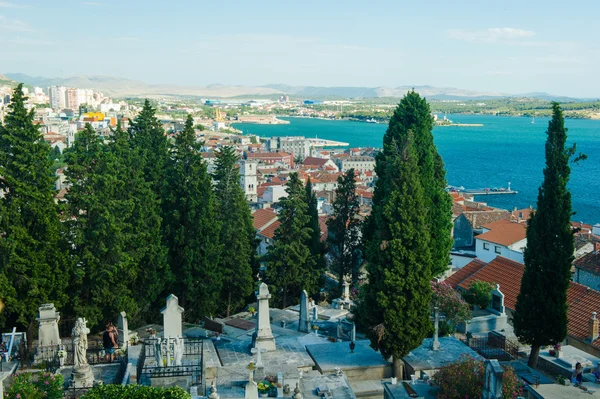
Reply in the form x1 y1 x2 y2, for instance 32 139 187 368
3 277 600 399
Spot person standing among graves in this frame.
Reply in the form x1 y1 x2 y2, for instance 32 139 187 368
103 322 118 362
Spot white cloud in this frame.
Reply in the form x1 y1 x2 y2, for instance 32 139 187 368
0 1 28 8
447 27 535 43
0 15 34 32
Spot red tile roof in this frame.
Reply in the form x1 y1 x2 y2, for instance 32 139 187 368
476 220 527 246
451 256 600 348
574 251 600 276
445 259 487 289
252 208 277 231
259 220 281 239
458 257 525 311
318 215 329 242
303 157 328 167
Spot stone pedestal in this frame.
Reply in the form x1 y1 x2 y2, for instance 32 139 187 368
298 290 310 333
71 365 94 388
118 311 129 349
161 294 184 339
253 283 276 351
34 303 61 363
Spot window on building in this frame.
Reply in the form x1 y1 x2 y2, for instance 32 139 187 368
483 243 489 250
495 246 501 254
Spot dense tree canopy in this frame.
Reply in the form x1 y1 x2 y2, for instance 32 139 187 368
0 84 69 347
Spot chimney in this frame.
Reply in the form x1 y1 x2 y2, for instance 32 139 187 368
589 312 599 342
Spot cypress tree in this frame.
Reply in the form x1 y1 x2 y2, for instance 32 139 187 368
366 91 452 276
265 173 315 308
213 146 256 317
0 84 69 348
163 115 222 319
128 99 168 194
327 168 362 289
304 178 325 292
514 103 585 368
64 124 140 326
108 123 169 321
355 133 432 375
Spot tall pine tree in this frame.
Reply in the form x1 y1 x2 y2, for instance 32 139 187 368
213 146 256 317
265 173 315 308
0 84 69 349
327 168 362 290
513 103 585 368
163 115 222 319
366 91 451 276
355 133 432 376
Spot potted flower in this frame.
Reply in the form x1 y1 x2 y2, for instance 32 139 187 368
257 381 272 397
146 327 157 337
313 325 319 336
248 307 256 317
554 343 562 358
57 349 67 367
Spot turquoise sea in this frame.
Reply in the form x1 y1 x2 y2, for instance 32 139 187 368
235 115 600 224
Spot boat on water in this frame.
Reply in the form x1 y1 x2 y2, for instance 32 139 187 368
531 116 535 124
366 118 378 123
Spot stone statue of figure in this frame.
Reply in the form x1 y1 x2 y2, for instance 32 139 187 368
174 337 184 366
72 318 90 368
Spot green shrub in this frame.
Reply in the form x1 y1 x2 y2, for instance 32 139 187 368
81 384 191 399
431 355 523 399
463 280 494 309
5 372 64 399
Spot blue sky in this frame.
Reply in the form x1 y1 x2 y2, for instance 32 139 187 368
1 0 599 97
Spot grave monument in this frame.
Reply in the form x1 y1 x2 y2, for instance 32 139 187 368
34 303 61 363
252 283 276 351
161 294 184 339
71 318 94 388
117 311 129 349
298 290 310 333
483 359 503 399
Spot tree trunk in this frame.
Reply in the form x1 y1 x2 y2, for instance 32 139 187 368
392 356 404 379
528 344 541 368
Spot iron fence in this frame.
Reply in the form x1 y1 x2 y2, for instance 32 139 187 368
460 334 519 361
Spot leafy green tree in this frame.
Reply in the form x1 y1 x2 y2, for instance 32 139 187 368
163 115 222 319
327 169 362 289
304 178 325 293
0 84 69 349
213 146 256 317
265 173 315 308
354 133 432 376
514 103 586 368
366 91 452 277
463 280 494 309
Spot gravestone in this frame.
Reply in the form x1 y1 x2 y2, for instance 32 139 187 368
483 359 503 399
37 303 61 347
161 294 184 338
245 363 259 399
298 290 310 333
430 307 445 351
252 283 276 351
117 311 129 349
489 284 506 316
312 306 318 323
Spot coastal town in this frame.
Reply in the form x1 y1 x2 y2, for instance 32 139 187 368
0 75 600 399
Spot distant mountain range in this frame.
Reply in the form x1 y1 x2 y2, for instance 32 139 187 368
2 73 596 101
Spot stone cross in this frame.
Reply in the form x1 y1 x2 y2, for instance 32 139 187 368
253 283 276 351
251 345 268 368
161 294 184 339
483 359 503 399
298 290 310 333
430 307 445 351
36 303 61 347
117 311 129 349
245 363 259 399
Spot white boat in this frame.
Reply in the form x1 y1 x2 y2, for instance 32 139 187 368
531 116 535 124
366 118 378 123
